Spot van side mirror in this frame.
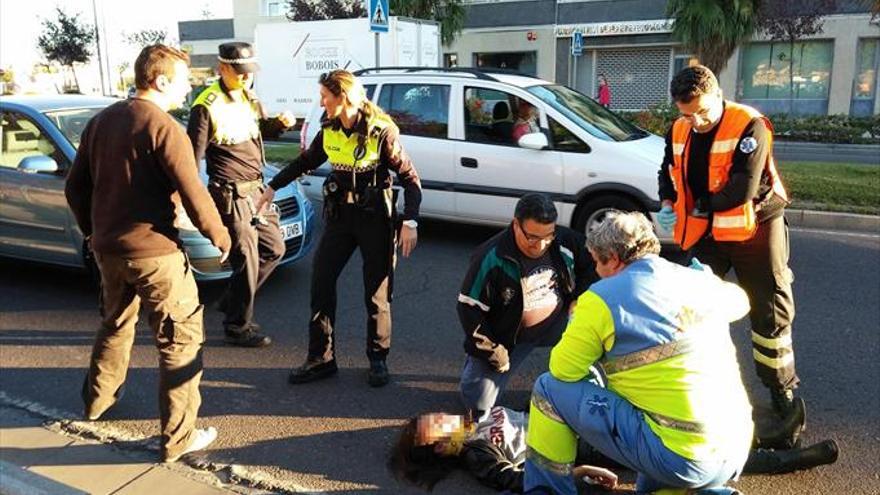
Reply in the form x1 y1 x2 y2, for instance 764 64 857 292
518 132 549 150
18 155 59 174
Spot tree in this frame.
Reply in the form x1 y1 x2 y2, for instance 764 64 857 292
36 7 95 93
390 0 465 46
124 29 169 48
667 0 761 74
286 0 365 21
757 0 836 114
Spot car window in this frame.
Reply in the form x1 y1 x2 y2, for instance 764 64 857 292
549 118 590 153
464 87 539 147
377 83 449 138
0 111 66 170
527 84 648 142
364 84 376 100
43 108 102 149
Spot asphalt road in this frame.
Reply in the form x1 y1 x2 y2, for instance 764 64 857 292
1 220 878 495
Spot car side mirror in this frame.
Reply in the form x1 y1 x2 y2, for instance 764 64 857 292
518 132 549 150
18 155 59 174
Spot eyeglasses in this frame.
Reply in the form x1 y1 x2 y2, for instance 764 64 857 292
517 220 555 244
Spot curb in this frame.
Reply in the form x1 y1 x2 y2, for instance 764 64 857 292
787 209 880 234
0 461 88 495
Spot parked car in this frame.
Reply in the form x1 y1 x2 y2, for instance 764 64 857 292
299 67 666 237
0 95 316 281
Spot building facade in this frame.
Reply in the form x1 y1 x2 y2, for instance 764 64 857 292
178 18 237 85
451 0 879 115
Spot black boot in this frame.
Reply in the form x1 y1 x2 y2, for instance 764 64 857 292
224 328 272 347
289 359 338 384
367 359 390 387
770 387 796 417
745 439 839 474
754 397 806 450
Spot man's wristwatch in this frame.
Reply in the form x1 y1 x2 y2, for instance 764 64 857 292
402 219 418 229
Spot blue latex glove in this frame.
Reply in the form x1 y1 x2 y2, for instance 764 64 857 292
689 257 711 272
657 205 676 231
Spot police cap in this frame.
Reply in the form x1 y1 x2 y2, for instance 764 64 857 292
218 42 260 74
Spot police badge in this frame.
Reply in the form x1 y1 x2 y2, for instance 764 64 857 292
501 287 515 305
739 136 758 154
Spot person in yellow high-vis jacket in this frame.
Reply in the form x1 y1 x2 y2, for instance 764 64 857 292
657 65 800 420
524 211 753 494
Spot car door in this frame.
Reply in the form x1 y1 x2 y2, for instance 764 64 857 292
453 86 563 225
376 81 456 218
0 109 78 265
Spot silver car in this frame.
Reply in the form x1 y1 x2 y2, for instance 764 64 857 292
0 95 316 280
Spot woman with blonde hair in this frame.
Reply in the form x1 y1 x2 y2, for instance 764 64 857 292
257 69 422 388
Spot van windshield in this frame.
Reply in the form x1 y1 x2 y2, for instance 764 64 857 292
527 85 648 142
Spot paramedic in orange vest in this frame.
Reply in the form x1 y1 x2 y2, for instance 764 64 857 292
657 65 800 419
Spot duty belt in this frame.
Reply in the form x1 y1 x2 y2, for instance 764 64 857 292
209 179 263 197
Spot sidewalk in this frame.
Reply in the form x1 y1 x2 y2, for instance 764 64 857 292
0 405 246 495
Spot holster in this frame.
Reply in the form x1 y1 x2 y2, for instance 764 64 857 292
322 176 343 220
209 182 235 215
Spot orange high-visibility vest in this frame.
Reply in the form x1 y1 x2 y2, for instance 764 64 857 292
668 101 788 250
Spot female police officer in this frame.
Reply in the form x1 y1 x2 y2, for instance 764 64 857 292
256 69 421 388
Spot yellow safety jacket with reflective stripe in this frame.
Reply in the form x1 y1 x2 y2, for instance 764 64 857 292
192 81 261 146
669 101 788 250
322 112 394 173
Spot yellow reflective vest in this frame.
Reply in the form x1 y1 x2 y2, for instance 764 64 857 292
191 81 261 146
322 111 394 173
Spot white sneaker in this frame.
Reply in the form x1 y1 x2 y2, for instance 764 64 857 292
164 426 218 462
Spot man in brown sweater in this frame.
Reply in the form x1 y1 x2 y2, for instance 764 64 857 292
65 44 231 462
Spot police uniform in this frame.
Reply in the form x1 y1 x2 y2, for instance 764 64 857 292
658 101 799 415
187 42 288 347
268 107 421 386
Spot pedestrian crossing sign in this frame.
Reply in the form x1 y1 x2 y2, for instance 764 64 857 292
369 0 389 33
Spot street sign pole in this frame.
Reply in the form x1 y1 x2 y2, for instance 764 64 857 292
375 32 380 68
571 31 583 91
369 0 389 69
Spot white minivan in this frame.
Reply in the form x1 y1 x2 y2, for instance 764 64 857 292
298 67 666 235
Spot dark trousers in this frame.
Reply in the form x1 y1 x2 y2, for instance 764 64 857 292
86 251 204 460
308 203 396 363
211 185 285 334
693 215 798 390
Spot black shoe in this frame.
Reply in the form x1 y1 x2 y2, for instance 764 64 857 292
289 359 338 384
755 397 806 450
745 439 839 474
224 329 272 348
367 359 389 388
770 388 796 417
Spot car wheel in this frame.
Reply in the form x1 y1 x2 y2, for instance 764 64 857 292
573 194 642 236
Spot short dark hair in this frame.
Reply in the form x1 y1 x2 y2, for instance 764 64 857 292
388 415 462 491
670 65 719 104
134 44 190 90
515 193 557 224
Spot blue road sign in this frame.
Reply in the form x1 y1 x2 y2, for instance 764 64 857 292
370 0 389 33
571 31 584 56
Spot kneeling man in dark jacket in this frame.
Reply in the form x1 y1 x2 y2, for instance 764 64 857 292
457 193 596 421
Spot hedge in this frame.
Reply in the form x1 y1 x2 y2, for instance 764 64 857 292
619 102 880 145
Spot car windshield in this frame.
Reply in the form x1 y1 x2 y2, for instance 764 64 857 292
526 85 648 142
42 108 105 149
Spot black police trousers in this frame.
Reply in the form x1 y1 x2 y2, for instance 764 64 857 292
692 214 798 391
307 202 396 363
211 185 285 334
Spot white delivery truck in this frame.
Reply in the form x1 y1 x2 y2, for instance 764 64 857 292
254 17 441 117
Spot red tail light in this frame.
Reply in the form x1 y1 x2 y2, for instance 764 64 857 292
300 121 309 149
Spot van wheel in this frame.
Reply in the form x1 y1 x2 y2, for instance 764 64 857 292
573 195 641 236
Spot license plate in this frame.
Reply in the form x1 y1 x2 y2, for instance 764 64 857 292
280 221 302 241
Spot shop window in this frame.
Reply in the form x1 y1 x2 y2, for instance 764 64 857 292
739 40 833 115
378 84 450 139
473 51 537 76
851 38 879 117
444 53 459 68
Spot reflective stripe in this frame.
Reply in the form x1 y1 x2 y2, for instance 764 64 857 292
751 331 793 350
601 337 695 375
526 446 572 476
457 293 490 312
531 391 564 423
559 246 573 261
527 401 577 464
645 410 706 434
671 143 685 154
753 348 795 369
710 138 739 154
713 214 750 228
330 161 380 172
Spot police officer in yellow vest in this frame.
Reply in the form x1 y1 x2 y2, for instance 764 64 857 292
657 65 800 419
187 42 294 348
256 69 422 387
